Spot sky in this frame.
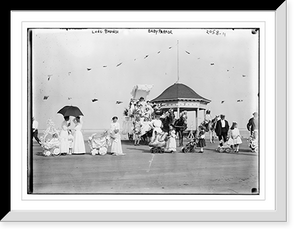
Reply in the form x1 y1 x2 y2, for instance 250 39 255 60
32 28 259 131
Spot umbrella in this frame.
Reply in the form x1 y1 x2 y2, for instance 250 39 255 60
57 105 83 117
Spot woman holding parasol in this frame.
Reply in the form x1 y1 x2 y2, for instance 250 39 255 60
58 106 85 154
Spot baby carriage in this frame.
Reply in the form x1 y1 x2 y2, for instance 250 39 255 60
149 132 168 153
216 141 233 153
40 119 61 156
181 137 198 153
249 130 258 153
88 131 110 156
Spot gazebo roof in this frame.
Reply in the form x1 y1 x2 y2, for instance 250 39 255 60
151 83 211 104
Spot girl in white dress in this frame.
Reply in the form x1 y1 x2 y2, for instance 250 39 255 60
72 116 86 154
227 122 243 152
59 116 70 155
67 130 74 155
165 125 176 153
150 114 163 143
110 116 124 156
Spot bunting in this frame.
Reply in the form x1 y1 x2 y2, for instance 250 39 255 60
40 42 252 105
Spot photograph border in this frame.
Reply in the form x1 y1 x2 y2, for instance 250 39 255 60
4 4 286 221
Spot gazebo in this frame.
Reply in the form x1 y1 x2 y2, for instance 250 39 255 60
151 83 211 130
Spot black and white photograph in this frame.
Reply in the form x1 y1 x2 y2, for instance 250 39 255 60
29 27 259 194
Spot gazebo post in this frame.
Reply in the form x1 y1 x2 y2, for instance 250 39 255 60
196 108 199 136
177 106 180 119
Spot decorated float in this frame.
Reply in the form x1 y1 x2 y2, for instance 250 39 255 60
40 119 61 156
122 84 154 140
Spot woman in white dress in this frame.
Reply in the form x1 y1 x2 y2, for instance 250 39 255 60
150 114 163 143
110 116 124 156
165 125 177 153
59 116 70 155
72 116 86 154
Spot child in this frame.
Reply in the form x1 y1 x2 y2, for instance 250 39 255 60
198 126 206 153
67 129 74 155
133 117 142 146
110 116 125 156
165 125 176 153
50 133 60 156
227 122 242 152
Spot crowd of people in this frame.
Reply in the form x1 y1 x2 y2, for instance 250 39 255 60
33 115 126 156
124 96 189 153
32 96 258 156
201 111 259 153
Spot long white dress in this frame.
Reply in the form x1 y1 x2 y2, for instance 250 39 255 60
227 128 242 145
59 120 69 154
110 122 124 155
72 122 86 154
166 130 177 152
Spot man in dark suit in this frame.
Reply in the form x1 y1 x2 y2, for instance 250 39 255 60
215 114 229 146
247 112 258 135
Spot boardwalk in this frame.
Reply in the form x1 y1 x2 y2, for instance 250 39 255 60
32 138 258 194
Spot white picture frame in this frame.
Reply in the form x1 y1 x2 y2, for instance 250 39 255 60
5 3 287 221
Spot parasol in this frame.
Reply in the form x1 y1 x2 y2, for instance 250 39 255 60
57 105 84 117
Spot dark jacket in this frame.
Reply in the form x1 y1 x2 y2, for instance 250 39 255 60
247 117 258 134
215 119 229 136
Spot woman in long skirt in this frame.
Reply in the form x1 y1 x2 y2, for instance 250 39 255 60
110 116 124 156
59 116 70 155
165 125 177 153
72 116 86 154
